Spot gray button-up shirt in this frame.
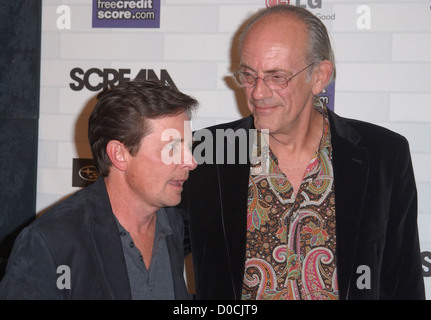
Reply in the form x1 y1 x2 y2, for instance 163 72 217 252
115 208 175 300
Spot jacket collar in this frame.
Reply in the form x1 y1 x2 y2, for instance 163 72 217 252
214 116 253 298
87 177 132 299
327 109 370 300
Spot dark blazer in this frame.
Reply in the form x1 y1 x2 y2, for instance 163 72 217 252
182 109 425 300
0 178 190 299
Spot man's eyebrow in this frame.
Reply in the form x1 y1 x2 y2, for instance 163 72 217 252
239 64 288 74
239 63 255 72
161 135 184 144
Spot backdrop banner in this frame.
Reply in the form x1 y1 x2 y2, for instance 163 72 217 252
38 0 430 299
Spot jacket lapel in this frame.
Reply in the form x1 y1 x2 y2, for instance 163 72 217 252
89 178 132 300
164 207 191 299
216 116 253 299
328 110 370 300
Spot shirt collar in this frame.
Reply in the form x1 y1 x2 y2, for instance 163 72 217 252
114 207 173 237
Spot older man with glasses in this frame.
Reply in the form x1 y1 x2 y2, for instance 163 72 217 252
180 4 425 300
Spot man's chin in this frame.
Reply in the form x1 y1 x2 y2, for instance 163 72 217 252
163 195 182 208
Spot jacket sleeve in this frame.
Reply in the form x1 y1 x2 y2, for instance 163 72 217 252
0 225 63 299
380 137 425 299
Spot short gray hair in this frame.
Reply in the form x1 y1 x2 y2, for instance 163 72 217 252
239 4 336 85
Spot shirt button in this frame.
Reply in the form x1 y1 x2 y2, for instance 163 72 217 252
130 241 135 248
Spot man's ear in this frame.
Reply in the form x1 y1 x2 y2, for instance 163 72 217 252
312 60 333 95
106 140 128 172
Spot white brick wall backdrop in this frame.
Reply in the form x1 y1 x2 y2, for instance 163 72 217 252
38 0 431 298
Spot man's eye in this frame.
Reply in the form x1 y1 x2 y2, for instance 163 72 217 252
166 143 181 153
165 143 175 152
241 72 255 80
268 75 286 83
270 75 284 80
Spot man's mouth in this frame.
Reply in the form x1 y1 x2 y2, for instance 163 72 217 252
168 180 186 188
253 104 279 114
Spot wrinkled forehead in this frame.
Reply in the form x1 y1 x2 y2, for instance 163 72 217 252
240 14 309 68
242 14 308 51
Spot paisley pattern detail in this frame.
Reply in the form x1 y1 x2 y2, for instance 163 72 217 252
242 107 338 300
247 178 271 232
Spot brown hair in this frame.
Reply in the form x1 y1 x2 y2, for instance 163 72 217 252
88 79 198 176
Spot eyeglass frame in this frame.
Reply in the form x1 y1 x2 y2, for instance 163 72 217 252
233 63 315 91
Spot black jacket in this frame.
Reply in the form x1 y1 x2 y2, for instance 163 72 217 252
0 178 190 299
181 109 425 300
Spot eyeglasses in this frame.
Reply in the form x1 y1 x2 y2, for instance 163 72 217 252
233 63 314 91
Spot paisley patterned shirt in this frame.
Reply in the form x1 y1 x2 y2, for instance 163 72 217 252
242 107 338 300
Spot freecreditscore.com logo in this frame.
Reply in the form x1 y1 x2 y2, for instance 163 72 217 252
92 0 160 28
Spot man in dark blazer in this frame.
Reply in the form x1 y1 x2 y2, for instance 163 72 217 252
181 5 425 300
0 80 198 299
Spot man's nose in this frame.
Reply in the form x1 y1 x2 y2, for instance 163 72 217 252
182 147 198 171
251 77 273 100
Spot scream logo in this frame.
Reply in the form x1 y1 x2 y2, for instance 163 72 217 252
69 68 178 91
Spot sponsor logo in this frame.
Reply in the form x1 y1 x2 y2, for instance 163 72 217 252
423 251 431 277
319 80 335 111
266 0 322 9
79 165 99 182
92 0 160 28
69 68 178 92
265 0 337 23
72 158 99 187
